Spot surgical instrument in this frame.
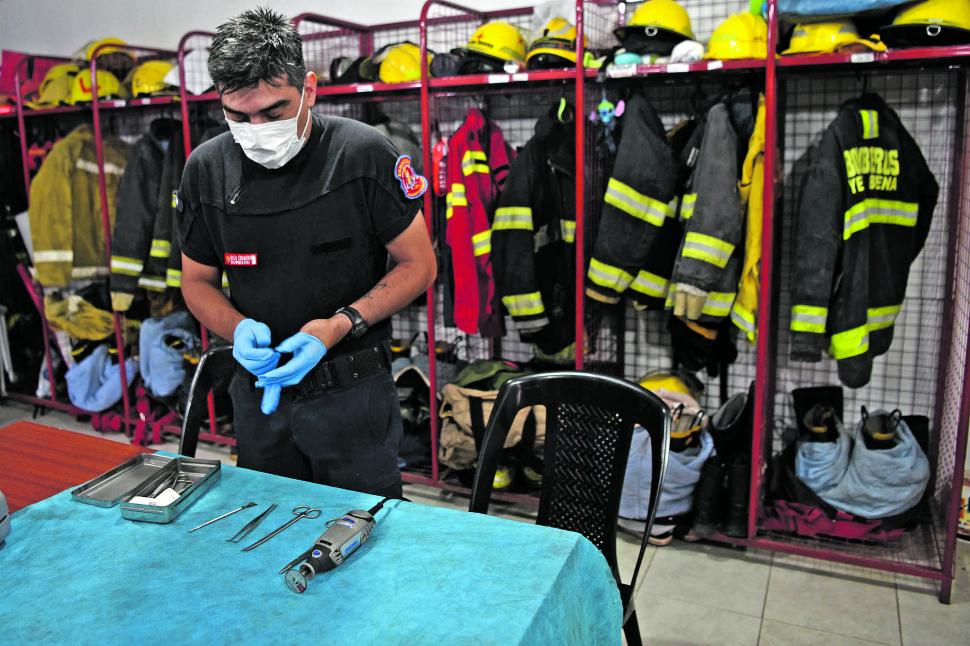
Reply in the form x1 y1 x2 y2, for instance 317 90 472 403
227 503 277 543
188 502 257 533
242 505 321 552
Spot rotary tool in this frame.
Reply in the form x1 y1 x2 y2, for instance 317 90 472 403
280 496 394 593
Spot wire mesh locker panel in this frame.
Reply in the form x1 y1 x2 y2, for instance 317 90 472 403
421 3 532 59
934 73 970 578
758 68 961 572
428 88 578 365
294 15 367 84
582 76 763 409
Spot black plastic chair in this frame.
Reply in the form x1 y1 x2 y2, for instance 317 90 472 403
178 345 234 458
469 371 670 646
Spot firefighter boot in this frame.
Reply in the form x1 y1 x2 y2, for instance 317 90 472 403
708 390 750 460
801 403 839 442
792 386 843 440
691 458 726 537
723 453 750 538
861 406 901 450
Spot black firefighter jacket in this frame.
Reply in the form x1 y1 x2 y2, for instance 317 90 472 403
586 94 682 310
790 93 938 388
110 118 185 311
491 106 576 355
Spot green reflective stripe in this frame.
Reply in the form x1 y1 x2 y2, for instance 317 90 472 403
587 257 634 292
791 304 828 333
681 193 697 220
701 291 736 317
843 198 918 240
166 269 182 287
502 292 545 317
867 304 901 331
731 303 756 339
461 150 489 176
149 239 171 258
446 184 468 220
171 191 178 208
110 256 143 276
493 206 533 231
830 324 869 359
472 230 491 256
138 275 166 292
681 232 735 268
629 269 668 299
860 109 879 140
34 249 74 263
560 219 576 243
604 177 671 227
221 273 230 289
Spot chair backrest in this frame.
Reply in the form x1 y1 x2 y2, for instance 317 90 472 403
178 345 234 457
469 371 670 597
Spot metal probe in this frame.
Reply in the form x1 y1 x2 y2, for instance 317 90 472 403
188 502 257 533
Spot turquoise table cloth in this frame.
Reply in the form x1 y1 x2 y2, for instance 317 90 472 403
0 461 621 645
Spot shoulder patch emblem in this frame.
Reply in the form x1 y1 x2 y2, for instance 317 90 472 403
394 155 428 200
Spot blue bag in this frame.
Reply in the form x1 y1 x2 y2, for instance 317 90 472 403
620 427 714 520
66 344 137 412
779 0 910 20
139 311 197 398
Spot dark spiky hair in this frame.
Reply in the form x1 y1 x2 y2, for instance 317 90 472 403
208 6 306 94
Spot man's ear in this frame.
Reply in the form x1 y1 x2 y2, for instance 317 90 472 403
304 71 317 108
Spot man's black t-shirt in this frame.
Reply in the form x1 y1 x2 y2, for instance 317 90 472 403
177 113 422 354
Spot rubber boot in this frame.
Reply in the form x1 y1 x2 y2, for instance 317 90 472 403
792 386 843 436
691 458 726 536
801 403 839 443
707 391 750 460
861 407 900 450
723 454 750 537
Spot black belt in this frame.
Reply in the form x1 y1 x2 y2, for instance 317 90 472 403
292 343 391 398
240 343 390 399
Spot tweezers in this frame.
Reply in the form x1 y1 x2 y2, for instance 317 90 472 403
226 503 277 543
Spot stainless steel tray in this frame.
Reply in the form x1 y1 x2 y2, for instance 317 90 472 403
120 458 221 524
71 454 175 507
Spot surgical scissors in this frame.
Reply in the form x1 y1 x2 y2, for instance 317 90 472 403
241 505 321 552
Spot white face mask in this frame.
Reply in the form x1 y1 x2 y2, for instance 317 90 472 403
224 87 311 169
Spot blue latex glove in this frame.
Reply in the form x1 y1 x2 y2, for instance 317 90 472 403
255 332 327 414
232 318 282 415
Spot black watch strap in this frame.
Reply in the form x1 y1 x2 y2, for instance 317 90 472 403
336 306 368 339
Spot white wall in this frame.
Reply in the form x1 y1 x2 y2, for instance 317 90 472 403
0 0 531 57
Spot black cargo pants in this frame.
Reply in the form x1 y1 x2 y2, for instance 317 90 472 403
230 367 403 498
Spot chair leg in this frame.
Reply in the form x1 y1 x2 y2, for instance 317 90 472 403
623 609 643 646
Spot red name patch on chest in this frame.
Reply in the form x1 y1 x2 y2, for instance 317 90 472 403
224 253 259 267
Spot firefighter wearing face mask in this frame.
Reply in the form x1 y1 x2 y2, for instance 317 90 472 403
176 8 436 498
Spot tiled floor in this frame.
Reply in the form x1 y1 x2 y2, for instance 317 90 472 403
3 399 969 645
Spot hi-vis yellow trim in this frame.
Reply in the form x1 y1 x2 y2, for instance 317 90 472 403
110 255 143 276
867 304 901 331
830 324 869 360
493 206 533 231
860 109 879 140
843 198 918 240
171 191 178 209
138 275 166 292
560 219 576 243
701 291 736 318
221 273 230 289
629 269 668 299
166 268 182 287
446 183 467 220
731 302 756 341
502 291 545 317
461 150 489 176
149 239 171 258
681 232 734 268
680 193 697 220
472 229 492 256
604 177 672 227
791 304 828 334
587 257 634 293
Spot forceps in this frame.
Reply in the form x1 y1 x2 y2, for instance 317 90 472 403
241 505 321 552
227 503 277 543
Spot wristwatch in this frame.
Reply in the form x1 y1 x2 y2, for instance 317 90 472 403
335 306 368 339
